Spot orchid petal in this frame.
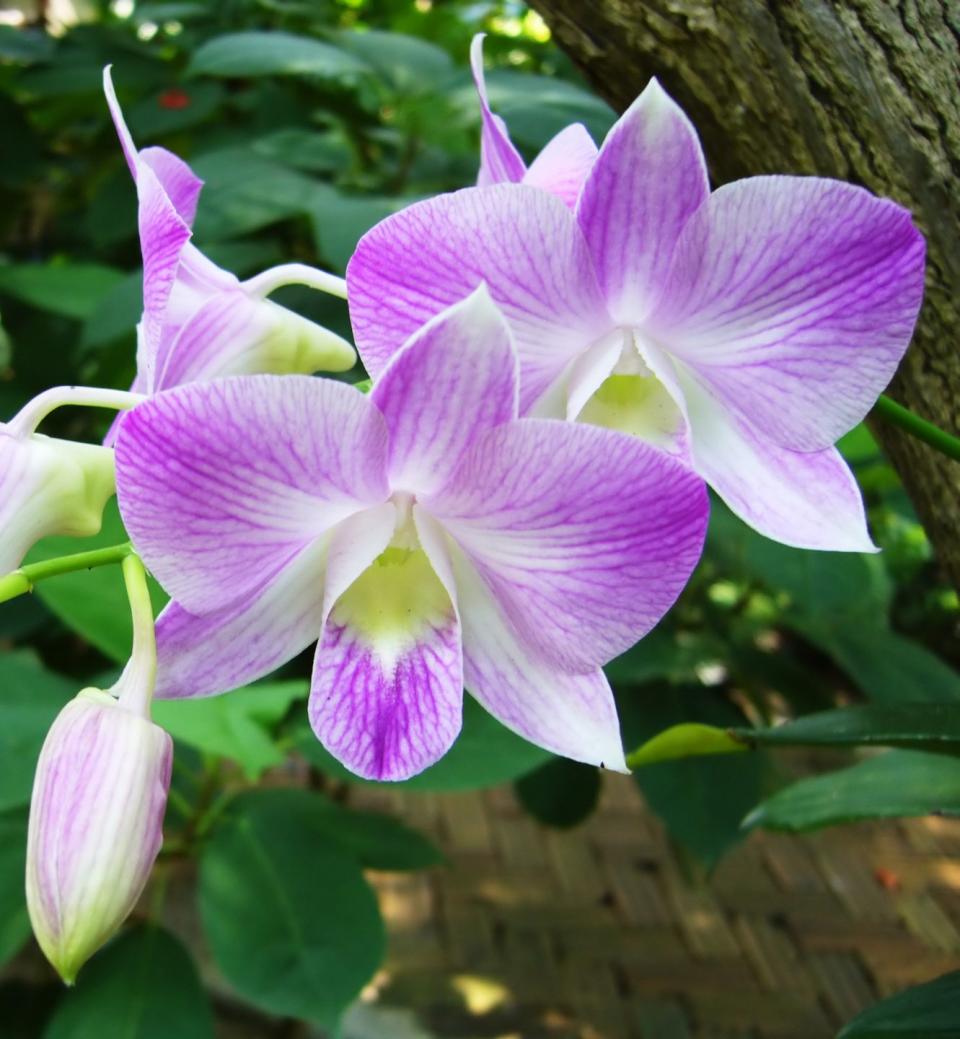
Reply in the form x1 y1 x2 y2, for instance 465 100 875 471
649 176 926 451
451 543 627 770
427 419 709 672
673 360 876 551
154 539 327 699
576 79 708 325
523 123 598 209
470 34 526 186
347 184 611 412
371 286 518 496
0 433 116 575
116 375 389 615
154 290 356 391
310 534 462 782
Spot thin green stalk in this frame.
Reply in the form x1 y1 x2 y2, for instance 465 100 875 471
113 552 156 716
0 541 132 604
874 394 960 463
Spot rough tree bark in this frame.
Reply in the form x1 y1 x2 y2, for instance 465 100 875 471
532 0 960 585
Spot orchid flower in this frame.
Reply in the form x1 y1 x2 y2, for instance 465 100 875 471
470 33 597 208
114 288 708 781
103 68 355 414
348 81 926 552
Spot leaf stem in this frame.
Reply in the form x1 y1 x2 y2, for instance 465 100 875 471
874 394 960 463
0 542 132 604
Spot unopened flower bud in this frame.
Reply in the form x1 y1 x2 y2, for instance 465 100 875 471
0 430 115 575
26 688 172 983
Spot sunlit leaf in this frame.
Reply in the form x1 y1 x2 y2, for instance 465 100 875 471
188 32 368 80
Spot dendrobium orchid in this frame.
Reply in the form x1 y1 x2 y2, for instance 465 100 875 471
103 68 355 411
114 288 709 781
349 80 926 552
470 34 597 208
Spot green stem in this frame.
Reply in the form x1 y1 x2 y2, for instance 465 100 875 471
113 553 157 717
0 541 132 604
874 394 960 463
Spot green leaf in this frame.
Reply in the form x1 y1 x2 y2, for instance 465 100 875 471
200 788 384 1029
618 685 775 868
0 263 124 321
252 128 353 174
515 757 601 828
0 809 30 968
307 186 418 273
126 82 224 139
0 653 74 811
627 723 747 768
838 970 960 1036
297 694 550 790
81 271 142 349
26 501 167 663
747 750 960 832
188 32 369 80
736 703 960 754
44 925 214 1039
334 30 454 94
152 682 306 780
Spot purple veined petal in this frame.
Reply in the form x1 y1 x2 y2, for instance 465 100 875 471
154 537 328 699
470 33 527 186
116 375 390 615
524 123 598 209
152 287 355 392
371 286 518 496
426 418 709 673
648 176 926 452
347 184 612 413
671 359 876 551
0 433 116 574
449 540 627 770
576 78 709 327
309 507 463 781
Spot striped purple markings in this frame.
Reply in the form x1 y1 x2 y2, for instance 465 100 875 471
115 287 709 781
348 42 926 553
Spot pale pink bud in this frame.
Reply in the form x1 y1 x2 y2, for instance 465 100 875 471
25 688 172 983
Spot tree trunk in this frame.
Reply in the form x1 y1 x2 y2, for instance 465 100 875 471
532 0 960 585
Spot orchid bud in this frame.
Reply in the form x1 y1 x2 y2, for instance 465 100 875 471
26 688 172 984
0 431 115 575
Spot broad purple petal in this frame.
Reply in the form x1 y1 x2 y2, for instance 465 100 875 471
523 123 598 209
426 419 709 672
674 360 876 551
310 531 462 781
371 287 518 495
154 539 328 699
451 544 627 770
648 176 926 451
470 34 526 186
576 78 708 325
347 184 611 413
116 375 390 614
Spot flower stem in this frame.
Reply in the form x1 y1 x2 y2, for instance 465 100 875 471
874 394 960 463
0 542 132 604
6 386 145 438
242 263 348 301
113 553 157 717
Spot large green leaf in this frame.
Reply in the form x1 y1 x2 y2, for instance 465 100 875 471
26 501 167 663
152 682 306 780
44 925 214 1039
747 749 960 832
0 653 74 811
0 263 124 321
838 970 960 1036
308 186 418 272
199 788 384 1028
297 694 550 790
0 809 30 968
334 30 454 94
515 757 601 829
188 32 368 80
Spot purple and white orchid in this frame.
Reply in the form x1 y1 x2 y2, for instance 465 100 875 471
349 79 926 552
470 34 597 209
103 69 355 412
114 288 708 781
